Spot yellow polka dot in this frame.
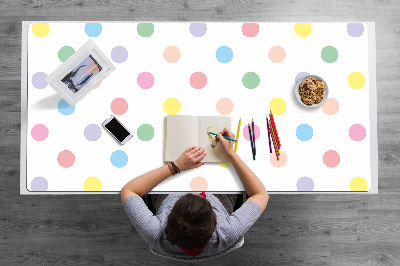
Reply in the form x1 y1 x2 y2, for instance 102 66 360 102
84 176 101 191
269 98 286 115
348 72 365 89
350 176 367 191
32 23 49 37
163 98 181 115
294 23 312 37
218 162 232 168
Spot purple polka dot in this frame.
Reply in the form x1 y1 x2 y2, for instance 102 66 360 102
189 23 207 37
349 124 366 141
84 124 102 141
32 72 48 89
347 23 364 37
295 72 310 84
296 176 314 191
31 176 48 191
111 46 128 63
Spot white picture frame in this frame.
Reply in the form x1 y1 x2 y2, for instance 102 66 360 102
45 39 115 106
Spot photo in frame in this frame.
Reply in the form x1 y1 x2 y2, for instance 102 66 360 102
46 39 115 105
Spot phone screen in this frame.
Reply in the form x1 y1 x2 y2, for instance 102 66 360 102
105 118 130 142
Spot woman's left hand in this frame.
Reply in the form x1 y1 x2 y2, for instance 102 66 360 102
174 146 207 172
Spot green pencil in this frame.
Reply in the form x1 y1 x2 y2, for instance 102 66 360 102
269 120 280 156
248 124 255 160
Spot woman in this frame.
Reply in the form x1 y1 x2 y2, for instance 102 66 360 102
121 128 269 258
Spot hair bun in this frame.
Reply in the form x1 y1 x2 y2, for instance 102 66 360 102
177 219 188 231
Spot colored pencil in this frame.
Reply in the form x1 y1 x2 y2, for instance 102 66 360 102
234 118 241 153
266 117 272 153
270 111 281 148
248 124 255 160
207 132 236 142
269 120 279 161
252 118 256 155
270 114 280 149
269 119 280 158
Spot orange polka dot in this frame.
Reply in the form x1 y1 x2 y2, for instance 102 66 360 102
190 176 208 191
163 46 181 63
268 46 286 63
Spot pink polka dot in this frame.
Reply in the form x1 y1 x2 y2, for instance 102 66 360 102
111 98 128 115
243 124 260 141
349 124 366 141
270 150 287 168
268 46 286 63
190 72 207 89
323 150 340 168
137 72 154 89
242 23 259 37
216 98 234 115
31 124 49 141
57 150 75 168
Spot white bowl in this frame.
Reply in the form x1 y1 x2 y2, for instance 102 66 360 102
295 75 329 108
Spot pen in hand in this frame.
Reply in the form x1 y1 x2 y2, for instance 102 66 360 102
207 132 236 142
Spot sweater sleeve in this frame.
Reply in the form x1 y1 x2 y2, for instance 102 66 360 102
123 195 162 245
218 200 262 247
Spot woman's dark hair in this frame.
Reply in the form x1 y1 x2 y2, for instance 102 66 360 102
165 193 217 250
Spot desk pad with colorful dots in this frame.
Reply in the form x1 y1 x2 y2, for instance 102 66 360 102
22 22 377 194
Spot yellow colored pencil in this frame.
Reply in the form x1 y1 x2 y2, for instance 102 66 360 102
234 118 241 153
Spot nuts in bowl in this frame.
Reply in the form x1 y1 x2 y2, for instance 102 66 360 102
295 75 329 108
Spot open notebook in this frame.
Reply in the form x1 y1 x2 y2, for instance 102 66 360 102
164 115 232 162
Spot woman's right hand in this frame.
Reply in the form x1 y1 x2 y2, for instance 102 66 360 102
215 128 235 156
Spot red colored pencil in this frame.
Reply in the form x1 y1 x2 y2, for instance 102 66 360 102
270 111 281 148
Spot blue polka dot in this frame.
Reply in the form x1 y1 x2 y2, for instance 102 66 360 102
110 150 128 168
58 99 75 115
85 23 102 37
216 46 233 63
296 124 313 141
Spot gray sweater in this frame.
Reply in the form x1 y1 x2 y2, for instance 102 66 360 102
123 192 262 258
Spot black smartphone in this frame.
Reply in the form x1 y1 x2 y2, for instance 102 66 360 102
102 115 133 145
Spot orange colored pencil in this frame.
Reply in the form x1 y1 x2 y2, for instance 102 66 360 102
270 111 281 148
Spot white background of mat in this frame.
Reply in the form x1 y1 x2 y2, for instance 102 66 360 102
24 22 374 193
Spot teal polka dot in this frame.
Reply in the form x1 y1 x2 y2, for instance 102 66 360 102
321 46 338 63
110 150 128 168
85 23 102 37
58 46 75 62
216 46 233 63
137 23 154 37
137 124 154 141
296 124 313 141
242 72 260 89
58 99 75 115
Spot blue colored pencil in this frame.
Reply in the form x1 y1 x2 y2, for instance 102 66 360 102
207 132 236 142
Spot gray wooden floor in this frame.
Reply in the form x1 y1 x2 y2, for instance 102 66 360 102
1 0 399 265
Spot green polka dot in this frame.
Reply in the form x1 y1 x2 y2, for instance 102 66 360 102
137 23 154 37
58 46 75 62
242 72 260 89
137 124 154 141
321 46 338 63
